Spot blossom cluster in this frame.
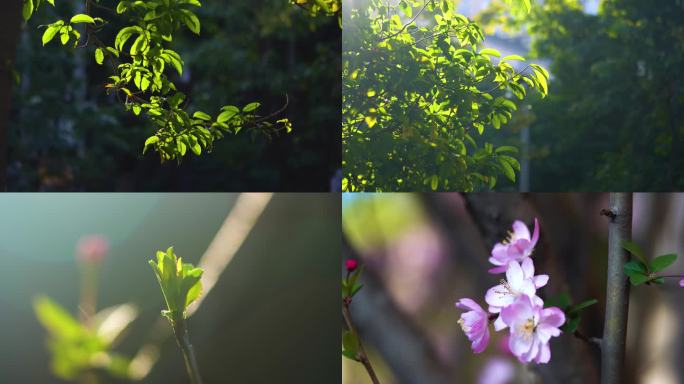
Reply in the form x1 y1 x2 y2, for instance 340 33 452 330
456 219 565 364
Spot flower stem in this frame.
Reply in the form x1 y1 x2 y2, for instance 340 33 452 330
601 193 632 384
342 298 380 384
171 315 204 384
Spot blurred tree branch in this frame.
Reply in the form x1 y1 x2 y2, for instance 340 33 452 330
342 235 451 384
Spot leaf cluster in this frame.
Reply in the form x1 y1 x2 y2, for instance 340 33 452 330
622 240 678 286
149 246 203 321
24 0 292 162
342 0 548 191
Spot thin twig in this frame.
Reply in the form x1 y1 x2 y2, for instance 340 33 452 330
573 329 602 348
342 298 381 384
171 315 204 384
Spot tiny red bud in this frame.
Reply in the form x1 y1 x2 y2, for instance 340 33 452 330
76 235 110 263
345 259 358 272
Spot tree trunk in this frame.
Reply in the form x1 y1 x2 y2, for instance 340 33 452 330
0 0 23 190
601 193 633 384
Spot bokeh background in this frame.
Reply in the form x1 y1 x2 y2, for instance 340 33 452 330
2 0 340 191
0 193 339 383
342 193 684 384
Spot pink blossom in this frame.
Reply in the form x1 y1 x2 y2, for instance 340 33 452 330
76 235 110 263
501 295 565 364
345 259 358 272
477 357 515 384
679 279 684 287
456 298 490 354
485 258 547 331
489 219 539 274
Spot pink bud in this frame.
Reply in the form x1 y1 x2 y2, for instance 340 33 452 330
345 259 358 272
76 235 110 263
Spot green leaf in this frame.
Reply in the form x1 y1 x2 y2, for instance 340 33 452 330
398 0 412 17
501 54 525 62
495 145 518 154
560 315 579 333
193 111 211 121
47 0 54 5
568 299 598 314
342 330 359 358
94 48 104 65
182 11 201 34
243 102 260 113
42 24 61 46
143 136 159 154
621 240 647 265
650 253 677 273
430 174 439 190
60 31 69 45
623 260 648 277
115 26 139 52
23 0 34 21
479 48 501 57
70 14 95 24
217 110 238 123
499 158 516 182
630 273 651 286
34 295 83 339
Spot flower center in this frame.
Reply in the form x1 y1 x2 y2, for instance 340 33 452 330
517 317 536 341
500 279 520 296
457 318 471 333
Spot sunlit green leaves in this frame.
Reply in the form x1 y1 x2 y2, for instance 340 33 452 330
149 247 203 320
95 48 104 65
41 21 63 46
70 14 95 24
29 0 290 163
342 0 548 191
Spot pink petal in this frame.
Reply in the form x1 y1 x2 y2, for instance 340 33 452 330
536 342 551 364
541 307 566 328
521 257 535 277
456 298 483 313
530 218 540 247
533 274 549 288
520 337 540 363
488 265 508 274
500 295 533 326
471 329 490 354
509 331 534 357
512 220 531 240
493 315 507 331
518 279 537 297
506 261 524 287
536 323 561 343
485 284 514 309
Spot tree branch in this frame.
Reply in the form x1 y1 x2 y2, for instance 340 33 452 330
342 297 380 384
601 193 632 384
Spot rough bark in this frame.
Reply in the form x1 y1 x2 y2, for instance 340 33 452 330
601 193 633 384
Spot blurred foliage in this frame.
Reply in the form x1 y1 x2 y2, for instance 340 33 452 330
291 0 341 25
10 0 339 190
481 0 684 190
34 296 140 380
342 0 547 191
